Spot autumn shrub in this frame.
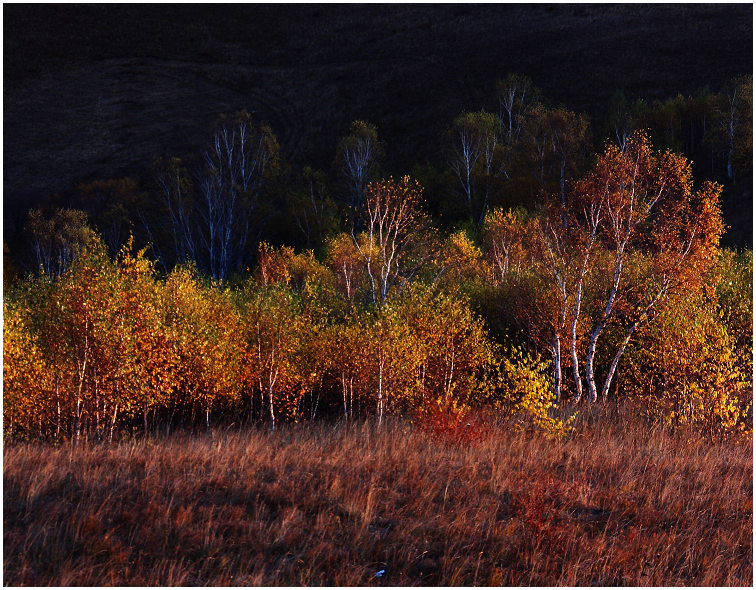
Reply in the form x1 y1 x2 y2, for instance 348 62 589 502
619 253 753 437
389 283 494 410
234 281 326 427
255 242 335 292
4 239 241 440
3 237 176 441
3 293 52 440
414 393 491 446
491 345 576 438
161 264 243 430
716 249 753 381
439 229 491 288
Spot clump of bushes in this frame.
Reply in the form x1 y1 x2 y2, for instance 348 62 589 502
4 233 564 442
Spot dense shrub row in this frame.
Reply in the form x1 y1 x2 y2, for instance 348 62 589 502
5 238 750 443
4 234 567 442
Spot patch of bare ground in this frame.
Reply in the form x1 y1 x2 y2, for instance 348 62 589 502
4 411 752 585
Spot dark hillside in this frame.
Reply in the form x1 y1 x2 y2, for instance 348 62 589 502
3 4 752 241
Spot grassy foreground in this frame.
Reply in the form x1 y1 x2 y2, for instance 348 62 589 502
4 412 752 586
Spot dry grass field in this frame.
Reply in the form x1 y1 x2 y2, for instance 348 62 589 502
4 408 752 586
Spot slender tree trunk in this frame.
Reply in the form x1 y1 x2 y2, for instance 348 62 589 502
75 382 83 444
55 379 61 441
94 375 100 440
377 355 385 426
586 248 625 403
465 161 474 224
600 328 635 403
311 391 320 421
109 404 118 443
269 388 276 431
349 378 354 419
570 337 583 403
570 287 584 403
570 236 597 404
553 337 562 403
600 287 667 402
75 341 88 445
342 376 349 419
585 329 600 404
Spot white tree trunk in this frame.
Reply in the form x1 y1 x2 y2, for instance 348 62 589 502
553 337 562 403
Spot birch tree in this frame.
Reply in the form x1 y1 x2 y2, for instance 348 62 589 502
353 176 432 307
237 284 305 430
496 73 540 146
25 208 93 277
337 120 382 218
572 132 724 403
325 232 367 304
198 113 279 281
154 157 197 270
716 75 752 183
448 111 501 224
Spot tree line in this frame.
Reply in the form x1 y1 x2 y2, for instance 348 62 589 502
3 75 752 442
5 74 751 277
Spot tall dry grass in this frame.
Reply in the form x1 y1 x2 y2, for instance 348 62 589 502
4 410 752 585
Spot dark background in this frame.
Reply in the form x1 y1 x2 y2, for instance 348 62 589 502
4 4 753 244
